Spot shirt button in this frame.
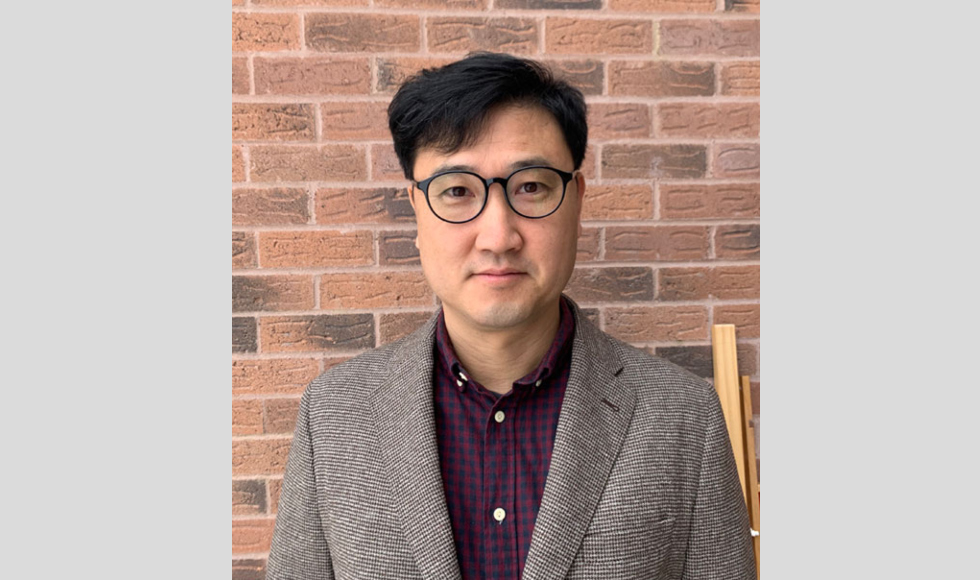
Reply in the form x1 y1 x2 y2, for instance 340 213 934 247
493 508 506 522
494 410 505 423
535 380 542 387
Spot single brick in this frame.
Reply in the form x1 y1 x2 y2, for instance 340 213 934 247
320 272 432 309
232 479 267 515
379 311 436 345
232 559 266 580
233 400 264 436
658 103 760 138
605 305 709 342
427 18 537 54
498 0 599 8
565 267 654 303
376 0 486 7
232 57 250 94
264 398 301 434
232 188 309 226
233 317 257 353
233 232 257 269
605 226 710 261
371 144 406 181
261 314 375 353
546 18 653 55
232 358 320 396
659 19 760 57
712 143 760 179
258 230 374 268
269 478 283 514
720 61 760 96
542 59 604 96
316 187 414 224
232 275 316 312
726 0 760 13
232 103 315 142
577 227 601 262
232 146 245 183
249 145 367 182
658 265 759 300
232 13 300 52
713 303 760 338
582 184 653 220
379 231 420 266
254 57 371 95
654 343 757 378
232 518 276 554
609 61 714 97
588 104 652 140
232 438 292 475
609 0 714 11
714 224 760 259
602 144 707 179
376 57 455 94
306 14 420 52
320 102 391 141
659 183 760 219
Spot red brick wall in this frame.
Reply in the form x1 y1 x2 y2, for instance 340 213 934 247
232 0 760 572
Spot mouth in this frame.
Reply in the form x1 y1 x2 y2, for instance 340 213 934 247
471 268 527 283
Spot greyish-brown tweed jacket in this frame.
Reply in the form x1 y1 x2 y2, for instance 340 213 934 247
267 298 756 580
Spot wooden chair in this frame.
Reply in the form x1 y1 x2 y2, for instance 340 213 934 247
711 324 760 577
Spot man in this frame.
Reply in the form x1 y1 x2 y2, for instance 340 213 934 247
267 52 755 580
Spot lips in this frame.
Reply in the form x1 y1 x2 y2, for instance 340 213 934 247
475 268 523 276
470 268 527 286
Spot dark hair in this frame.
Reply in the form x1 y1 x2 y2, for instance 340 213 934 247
387 52 588 180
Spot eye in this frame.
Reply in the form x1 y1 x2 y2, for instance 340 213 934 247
515 182 543 195
439 186 474 199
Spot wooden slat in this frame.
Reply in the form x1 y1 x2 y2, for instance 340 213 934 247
741 375 760 578
711 324 747 505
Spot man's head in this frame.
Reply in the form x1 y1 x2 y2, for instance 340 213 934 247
387 53 589 335
388 52 588 181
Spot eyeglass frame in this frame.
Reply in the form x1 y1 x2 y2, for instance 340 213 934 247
411 165 578 224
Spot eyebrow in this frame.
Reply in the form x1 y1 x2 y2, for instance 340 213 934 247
429 156 557 177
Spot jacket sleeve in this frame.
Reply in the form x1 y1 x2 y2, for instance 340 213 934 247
681 387 757 580
266 388 335 580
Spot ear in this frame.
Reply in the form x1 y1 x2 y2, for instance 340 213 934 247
574 171 586 237
407 184 417 211
406 185 420 249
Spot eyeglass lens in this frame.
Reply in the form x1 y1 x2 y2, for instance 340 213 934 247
427 167 566 222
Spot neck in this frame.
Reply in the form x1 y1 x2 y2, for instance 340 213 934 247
444 301 562 395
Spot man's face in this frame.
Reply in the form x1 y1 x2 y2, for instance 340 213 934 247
409 104 585 334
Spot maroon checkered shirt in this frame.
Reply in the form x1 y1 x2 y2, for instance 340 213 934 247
433 297 575 580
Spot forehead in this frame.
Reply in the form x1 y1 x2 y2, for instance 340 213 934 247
413 105 573 178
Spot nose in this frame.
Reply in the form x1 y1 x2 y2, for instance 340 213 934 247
473 183 523 254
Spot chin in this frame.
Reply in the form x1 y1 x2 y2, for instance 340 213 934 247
468 301 534 330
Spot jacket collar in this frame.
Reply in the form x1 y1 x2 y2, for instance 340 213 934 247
369 296 634 580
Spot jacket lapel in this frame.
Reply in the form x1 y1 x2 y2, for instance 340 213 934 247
369 316 462 580
521 308 636 580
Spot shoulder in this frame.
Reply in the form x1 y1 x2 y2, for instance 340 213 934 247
575 312 719 419
303 312 438 403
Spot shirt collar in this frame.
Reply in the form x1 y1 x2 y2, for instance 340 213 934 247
434 296 576 394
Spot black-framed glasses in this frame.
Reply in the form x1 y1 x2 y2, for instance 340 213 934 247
413 165 576 224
